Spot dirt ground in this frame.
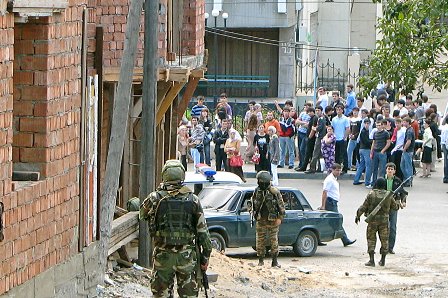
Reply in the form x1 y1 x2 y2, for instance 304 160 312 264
99 246 448 298
99 162 448 297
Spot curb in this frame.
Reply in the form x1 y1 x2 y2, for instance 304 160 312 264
243 171 356 180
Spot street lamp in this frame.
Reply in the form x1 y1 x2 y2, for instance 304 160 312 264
211 9 220 110
222 12 228 77
206 9 229 110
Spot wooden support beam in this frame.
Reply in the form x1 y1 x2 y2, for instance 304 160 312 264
100 0 144 275
163 104 172 161
108 211 139 256
170 97 179 159
178 75 200 119
156 82 186 125
157 81 173 107
103 67 169 82
168 68 191 82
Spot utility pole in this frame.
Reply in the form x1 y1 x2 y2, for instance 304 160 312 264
99 0 144 277
138 0 158 267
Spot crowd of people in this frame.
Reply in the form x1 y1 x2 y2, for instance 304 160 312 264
178 86 448 187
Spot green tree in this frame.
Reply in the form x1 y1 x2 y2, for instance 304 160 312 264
360 0 448 95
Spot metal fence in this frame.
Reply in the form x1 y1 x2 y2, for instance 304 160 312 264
296 59 368 95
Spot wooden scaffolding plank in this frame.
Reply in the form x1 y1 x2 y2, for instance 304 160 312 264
156 82 186 125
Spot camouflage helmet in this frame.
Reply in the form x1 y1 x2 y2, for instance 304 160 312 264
161 160 185 184
256 171 271 183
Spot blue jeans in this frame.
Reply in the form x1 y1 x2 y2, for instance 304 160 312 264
372 151 387 184
298 132 307 168
354 149 372 186
388 210 398 251
400 151 413 185
204 143 211 166
347 139 358 169
279 136 295 167
325 197 351 245
443 145 448 182
190 148 203 168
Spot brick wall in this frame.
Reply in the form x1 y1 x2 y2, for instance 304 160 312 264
89 0 204 68
182 0 205 56
0 1 85 294
0 13 13 201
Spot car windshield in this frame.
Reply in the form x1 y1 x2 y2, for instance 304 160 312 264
198 188 238 211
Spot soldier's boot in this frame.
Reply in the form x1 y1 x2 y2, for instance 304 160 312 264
378 254 386 266
258 257 264 266
271 255 281 268
365 252 375 267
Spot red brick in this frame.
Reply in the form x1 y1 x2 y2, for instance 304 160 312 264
20 85 48 101
20 147 50 163
19 117 49 133
13 132 33 147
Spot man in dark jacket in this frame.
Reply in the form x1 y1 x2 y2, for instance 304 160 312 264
213 119 229 171
356 178 399 267
353 119 373 187
385 163 408 254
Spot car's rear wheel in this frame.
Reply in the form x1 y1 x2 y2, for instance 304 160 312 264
210 232 226 253
293 230 317 257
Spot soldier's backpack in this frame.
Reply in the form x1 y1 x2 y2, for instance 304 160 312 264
148 190 198 246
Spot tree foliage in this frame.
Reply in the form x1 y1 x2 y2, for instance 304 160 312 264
360 0 448 94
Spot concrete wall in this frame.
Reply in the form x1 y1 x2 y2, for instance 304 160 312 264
317 2 350 73
278 26 297 98
300 1 378 75
349 1 377 62
205 0 297 28
3 243 100 297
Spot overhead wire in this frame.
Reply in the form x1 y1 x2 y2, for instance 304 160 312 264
205 0 376 4
205 27 373 52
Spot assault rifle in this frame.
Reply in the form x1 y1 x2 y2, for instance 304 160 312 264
195 237 209 298
202 269 209 298
364 176 411 223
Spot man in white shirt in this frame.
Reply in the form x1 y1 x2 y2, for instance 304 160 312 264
396 99 409 117
316 87 329 110
319 163 356 246
390 118 406 180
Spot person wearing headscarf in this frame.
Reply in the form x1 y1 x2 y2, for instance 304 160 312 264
224 128 246 182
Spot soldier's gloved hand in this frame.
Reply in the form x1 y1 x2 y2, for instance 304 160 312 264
355 217 360 224
200 262 208 271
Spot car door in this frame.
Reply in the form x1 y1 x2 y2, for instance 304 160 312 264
278 190 306 245
236 190 256 246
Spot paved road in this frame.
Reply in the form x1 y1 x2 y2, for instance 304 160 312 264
224 162 448 296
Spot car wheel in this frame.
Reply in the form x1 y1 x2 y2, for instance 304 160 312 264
210 232 226 253
293 230 317 257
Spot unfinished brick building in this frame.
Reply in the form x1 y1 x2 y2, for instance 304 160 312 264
0 0 206 296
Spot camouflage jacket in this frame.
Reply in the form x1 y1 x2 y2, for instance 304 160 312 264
140 184 212 261
249 186 285 222
356 189 399 223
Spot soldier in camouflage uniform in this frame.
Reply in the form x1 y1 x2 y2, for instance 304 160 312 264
249 171 285 268
140 160 212 297
355 177 399 267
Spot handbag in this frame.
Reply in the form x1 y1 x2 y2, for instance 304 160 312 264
229 155 244 167
251 153 260 165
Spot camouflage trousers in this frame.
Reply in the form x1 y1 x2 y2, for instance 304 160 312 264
366 222 389 254
256 220 280 257
151 246 199 298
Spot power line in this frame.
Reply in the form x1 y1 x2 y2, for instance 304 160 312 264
206 27 373 52
205 0 376 4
